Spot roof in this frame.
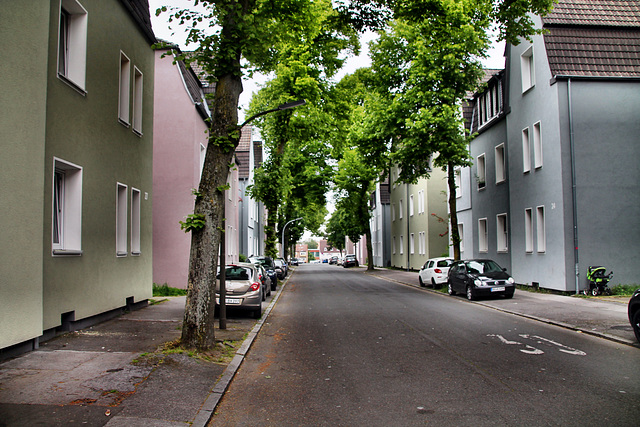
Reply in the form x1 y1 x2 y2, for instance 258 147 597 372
542 0 640 78
236 125 252 179
119 0 156 44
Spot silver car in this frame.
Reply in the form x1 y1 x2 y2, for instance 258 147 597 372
216 262 263 318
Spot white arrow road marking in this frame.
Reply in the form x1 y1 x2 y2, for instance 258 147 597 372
487 334 544 354
519 334 587 356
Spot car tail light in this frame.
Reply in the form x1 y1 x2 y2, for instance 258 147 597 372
250 282 260 291
434 268 442 274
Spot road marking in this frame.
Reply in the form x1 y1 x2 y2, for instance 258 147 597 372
487 334 586 356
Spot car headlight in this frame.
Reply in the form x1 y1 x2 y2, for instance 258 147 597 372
508 277 515 284
474 279 483 287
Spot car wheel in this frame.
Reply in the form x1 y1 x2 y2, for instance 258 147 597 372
466 286 475 301
632 310 640 343
262 289 266 301
253 304 262 319
591 287 599 297
504 291 514 299
419 276 425 287
431 278 438 289
448 283 456 296
271 279 277 291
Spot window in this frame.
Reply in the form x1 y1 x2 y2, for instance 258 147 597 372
458 224 464 252
392 203 395 221
454 168 462 198
525 208 533 253
419 232 426 255
392 236 396 254
410 233 415 254
399 235 404 255
536 206 546 253
418 190 425 214
52 158 83 255
399 200 403 219
132 67 143 135
118 52 130 124
522 127 531 173
200 143 206 176
533 122 543 169
409 195 414 216
497 214 508 252
116 183 128 256
477 154 486 190
477 80 503 128
495 144 506 183
131 188 141 255
521 47 535 92
58 0 87 91
478 218 488 252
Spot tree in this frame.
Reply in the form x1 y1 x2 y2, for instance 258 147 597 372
157 0 358 350
354 0 552 259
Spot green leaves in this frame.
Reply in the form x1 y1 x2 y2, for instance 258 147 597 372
179 214 206 233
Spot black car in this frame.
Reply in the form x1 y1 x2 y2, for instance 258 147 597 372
343 254 359 268
628 288 640 343
248 256 278 291
329 256 338 265
274 259 287 279
447 259 515 300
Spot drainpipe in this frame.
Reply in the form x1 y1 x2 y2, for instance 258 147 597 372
568 78 580 294
406 183 410 272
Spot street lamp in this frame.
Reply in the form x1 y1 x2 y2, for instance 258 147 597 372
241 99 306 127
282 217 303 259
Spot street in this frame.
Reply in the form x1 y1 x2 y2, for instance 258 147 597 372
210 264 640 426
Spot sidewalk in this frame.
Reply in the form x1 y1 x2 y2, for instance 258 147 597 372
0 267 636 427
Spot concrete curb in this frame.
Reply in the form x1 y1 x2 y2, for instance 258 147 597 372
191 270 292 427
364 269 637 348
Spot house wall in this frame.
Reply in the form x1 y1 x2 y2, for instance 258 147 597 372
42 0 154 330
505 30 571 291
426 167 449 258
0 1 51 350
152 51 208 288
469 119 511 269
453 165 473 259
566 79 640 287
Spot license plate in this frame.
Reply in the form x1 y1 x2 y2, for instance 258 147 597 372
217 298 241 305
491 287 506 292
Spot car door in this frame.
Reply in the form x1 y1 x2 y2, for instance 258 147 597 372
451 263 467 293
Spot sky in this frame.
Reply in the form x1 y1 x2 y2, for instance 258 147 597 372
148 1 506 122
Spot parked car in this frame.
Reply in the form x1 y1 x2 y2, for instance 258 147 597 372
419 257 453 288
254 264 272 299
343 254 359 268
248 256 278 291
337 257 343 266
628 288 640 343
216 263 263 318
447 259 515 300
329 256 338 265
290 258 299 266
274 258 287 279
275 257 289 276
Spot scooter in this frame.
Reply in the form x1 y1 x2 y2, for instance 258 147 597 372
583 266 613 296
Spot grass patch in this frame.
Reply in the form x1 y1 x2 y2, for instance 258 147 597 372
153 283 187 297
609 284 638 296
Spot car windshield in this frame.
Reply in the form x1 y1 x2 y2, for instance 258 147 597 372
250 257 272 267
465 260 503 274
346 255 355 260
223 266 251 280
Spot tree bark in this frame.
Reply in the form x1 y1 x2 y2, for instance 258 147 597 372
447 162 461 261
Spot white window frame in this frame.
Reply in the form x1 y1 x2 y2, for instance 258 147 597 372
418 190 425 214
521 46 535 93
477 153 486 190
458 223 464 252
116 183 128 256
410 233 415 254
200 143 206 176
478 218 488 253
52 158 83 255
132 67 143 135
131 188 141 255
118 51 131 125
392 203 395 221
533 121 543 169
522 127 531 173
497 213 508 252
57 0 88 92
536 206 546 253
399 235 404 255
454 168 462 198
495 143 506 184
392 236 396 254
525 208 533 253
409 195 414 217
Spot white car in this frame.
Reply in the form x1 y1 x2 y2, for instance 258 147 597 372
419 257 453 288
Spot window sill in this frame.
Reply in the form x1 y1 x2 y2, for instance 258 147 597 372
52 249 83 256
57 73 87 96
116 251 128 257
131 251 141 256
132 128 143 137
118 118 131 128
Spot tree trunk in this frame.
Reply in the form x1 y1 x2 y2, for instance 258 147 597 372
365 223 374 271
447 162 461 261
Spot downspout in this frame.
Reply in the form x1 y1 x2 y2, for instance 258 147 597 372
568 78 580 294
406 183 410 272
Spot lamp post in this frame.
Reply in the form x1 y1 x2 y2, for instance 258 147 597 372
219 99 306 330
282 217 303 259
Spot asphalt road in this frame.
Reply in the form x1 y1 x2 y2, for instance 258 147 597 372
210 264 640 426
